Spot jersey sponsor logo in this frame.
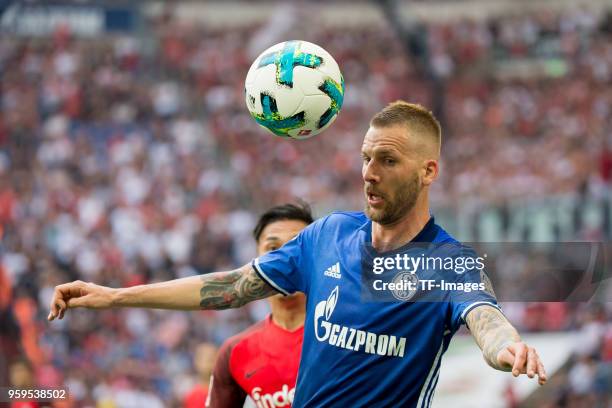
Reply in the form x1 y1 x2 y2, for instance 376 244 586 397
251 384 295 408
323 262 341 279
314 286 406 357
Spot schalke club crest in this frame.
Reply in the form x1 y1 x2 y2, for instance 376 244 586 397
391 272 419 301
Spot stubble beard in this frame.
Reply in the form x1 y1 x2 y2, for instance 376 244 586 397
365 172 421 226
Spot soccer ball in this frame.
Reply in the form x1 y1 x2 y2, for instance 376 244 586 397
245 40 345 140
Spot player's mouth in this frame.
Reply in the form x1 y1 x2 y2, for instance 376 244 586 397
367 192 385 207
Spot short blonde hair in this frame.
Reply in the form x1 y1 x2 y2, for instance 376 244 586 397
370 101 441 153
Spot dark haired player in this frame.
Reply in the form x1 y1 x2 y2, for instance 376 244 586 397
49 101 546 407
206 203 313 408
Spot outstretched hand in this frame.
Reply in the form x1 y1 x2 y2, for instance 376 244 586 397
497 342 547 385
48 280 116 321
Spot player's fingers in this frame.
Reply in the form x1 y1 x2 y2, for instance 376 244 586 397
66 295 89 309
48 296 67 321
48 281 87 321
56 297 68 320
511 343 527 376
48 303 57 321
526 348 537 378
48 289 61 320
57 280 87 296
536 359 547 385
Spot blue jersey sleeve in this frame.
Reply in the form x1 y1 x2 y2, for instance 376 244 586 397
446 246 501 332
252 221 316 295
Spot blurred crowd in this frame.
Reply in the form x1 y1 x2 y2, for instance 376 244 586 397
0 4 611 407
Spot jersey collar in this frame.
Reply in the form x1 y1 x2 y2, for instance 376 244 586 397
362 215 438 257
267 314 305 335
411 216 437 243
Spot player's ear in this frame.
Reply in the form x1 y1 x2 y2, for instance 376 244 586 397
422 159 438 186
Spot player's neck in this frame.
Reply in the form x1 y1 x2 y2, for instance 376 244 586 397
371 200 431 252
270 303 305 331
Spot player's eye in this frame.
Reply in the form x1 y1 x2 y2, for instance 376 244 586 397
362 155 371 163
384 157 396 165
268 246 280 251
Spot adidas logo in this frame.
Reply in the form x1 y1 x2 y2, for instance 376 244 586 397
324 262 341 279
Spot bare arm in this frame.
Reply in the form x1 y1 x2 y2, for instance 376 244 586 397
48 263 277 320
465 305 547 385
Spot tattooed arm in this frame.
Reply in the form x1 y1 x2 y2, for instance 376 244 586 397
48 263 277 320
465 305 547 385
465 305 520 370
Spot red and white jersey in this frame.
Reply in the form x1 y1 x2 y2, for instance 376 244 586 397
206 315 303 408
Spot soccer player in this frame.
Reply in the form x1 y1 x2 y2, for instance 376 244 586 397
184 342 217 408
206 203 312 408
49 101 547 407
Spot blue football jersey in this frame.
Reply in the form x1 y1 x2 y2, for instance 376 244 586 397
252 212 499 407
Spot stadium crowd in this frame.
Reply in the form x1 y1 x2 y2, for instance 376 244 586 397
0 4 611 407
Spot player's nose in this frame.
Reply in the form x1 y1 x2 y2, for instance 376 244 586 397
362 160 380 184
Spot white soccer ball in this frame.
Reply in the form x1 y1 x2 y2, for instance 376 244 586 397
245 40 345 140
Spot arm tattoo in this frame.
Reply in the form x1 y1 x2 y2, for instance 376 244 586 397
465 306 520 371
199 264 277 310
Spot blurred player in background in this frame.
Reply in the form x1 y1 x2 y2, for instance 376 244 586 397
48 101 546 406
207 203 312 407
184 343 217 408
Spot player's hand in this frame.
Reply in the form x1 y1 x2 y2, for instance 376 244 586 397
48 280 116 321
496 342 547 385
